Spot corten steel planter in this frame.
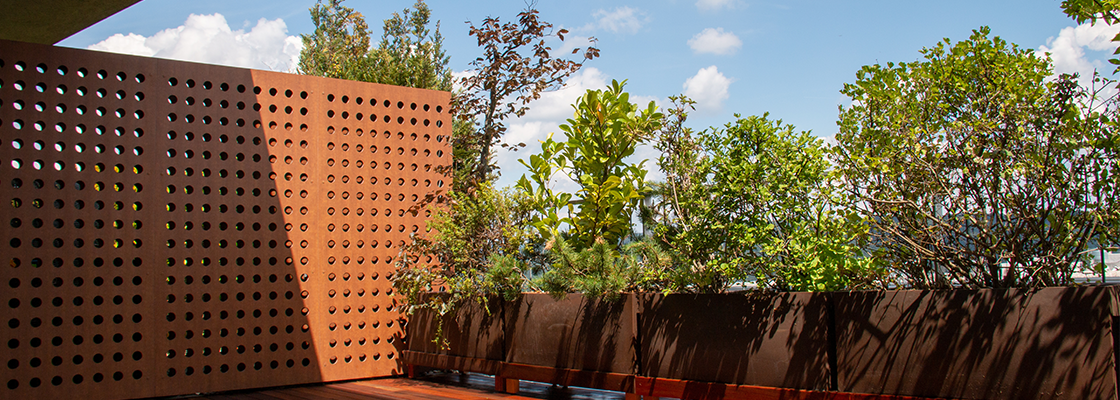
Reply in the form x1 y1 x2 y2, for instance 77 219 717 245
833 287 1120 399
501 293 638 392
637 293 833 398
402 294 505 375
401 287 1120 399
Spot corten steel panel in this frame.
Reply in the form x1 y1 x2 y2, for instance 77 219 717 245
639 293 832 391
0 39 451 399
834 287 1118 399
405 294 505 359
504 293 636 376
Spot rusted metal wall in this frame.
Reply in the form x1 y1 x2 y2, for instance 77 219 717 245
504 293 635 376
405 294 505 374
639 293 832 391
407 289 1119 399
0 39 451 399
834 287 1118 399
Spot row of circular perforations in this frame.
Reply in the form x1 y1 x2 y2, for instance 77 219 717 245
159 74 317 382
319 90 447 368
257 86 437 368
2 59 146 175
2 58 150 392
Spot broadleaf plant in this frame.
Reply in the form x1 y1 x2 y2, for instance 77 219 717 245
518 80 662 249
832 27 1120 288
517 80 664 297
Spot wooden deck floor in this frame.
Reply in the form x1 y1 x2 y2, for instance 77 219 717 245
185 372 632 400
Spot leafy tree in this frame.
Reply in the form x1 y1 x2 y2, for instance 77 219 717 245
299 0 452 91
833 27 1120 288
298 0 370 79
361 0 451 90
1061 0 1120 74
645 95 722 291
455 6 600 189
516 80 666 297
706 115 880 291
652 111 880 292
646 96 702 234
449 119 484 193
517 80 662 249
1062 0 1120 22
395 5 600 327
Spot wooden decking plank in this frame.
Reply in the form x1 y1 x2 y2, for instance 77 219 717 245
173 374 632 400
354 377 520 400
332 381 424 397
198 391 286 400
347 379 408 392
250 387 320 400
361 383 492 400
227 394 280 400
284 386 367 400
351 378 492 399
200 392 278 399
325 383 420 400
289 385 391 400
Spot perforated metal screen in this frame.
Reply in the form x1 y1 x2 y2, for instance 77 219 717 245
0 40 451 399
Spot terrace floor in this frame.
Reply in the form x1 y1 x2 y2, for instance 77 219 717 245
181 372 632 400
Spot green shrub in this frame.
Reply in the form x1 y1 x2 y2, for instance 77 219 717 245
394 183 539 318
652 110 884 292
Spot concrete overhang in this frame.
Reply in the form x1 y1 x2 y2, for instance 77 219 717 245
0 0 141 44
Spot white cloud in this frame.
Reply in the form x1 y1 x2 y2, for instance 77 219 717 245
512 67 611 127
495 68 610 188
688 28 742 55
592 7 646 34
683 65 732 112
494 68 665 192
633 142 665 183
556 33 596 58
88 13 302 72
696 0 735 11
451 69 477 93
494 68 667 203
90 33 156 56
1039 20 1120 88
630 95 663 111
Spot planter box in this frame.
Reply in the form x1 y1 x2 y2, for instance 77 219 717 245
833 287 1119 399
502 293 637 391
402 288 1120 399
402 294 505 375
639 293 832 392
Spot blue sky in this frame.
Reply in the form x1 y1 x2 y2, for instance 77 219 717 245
59 0 1119 187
